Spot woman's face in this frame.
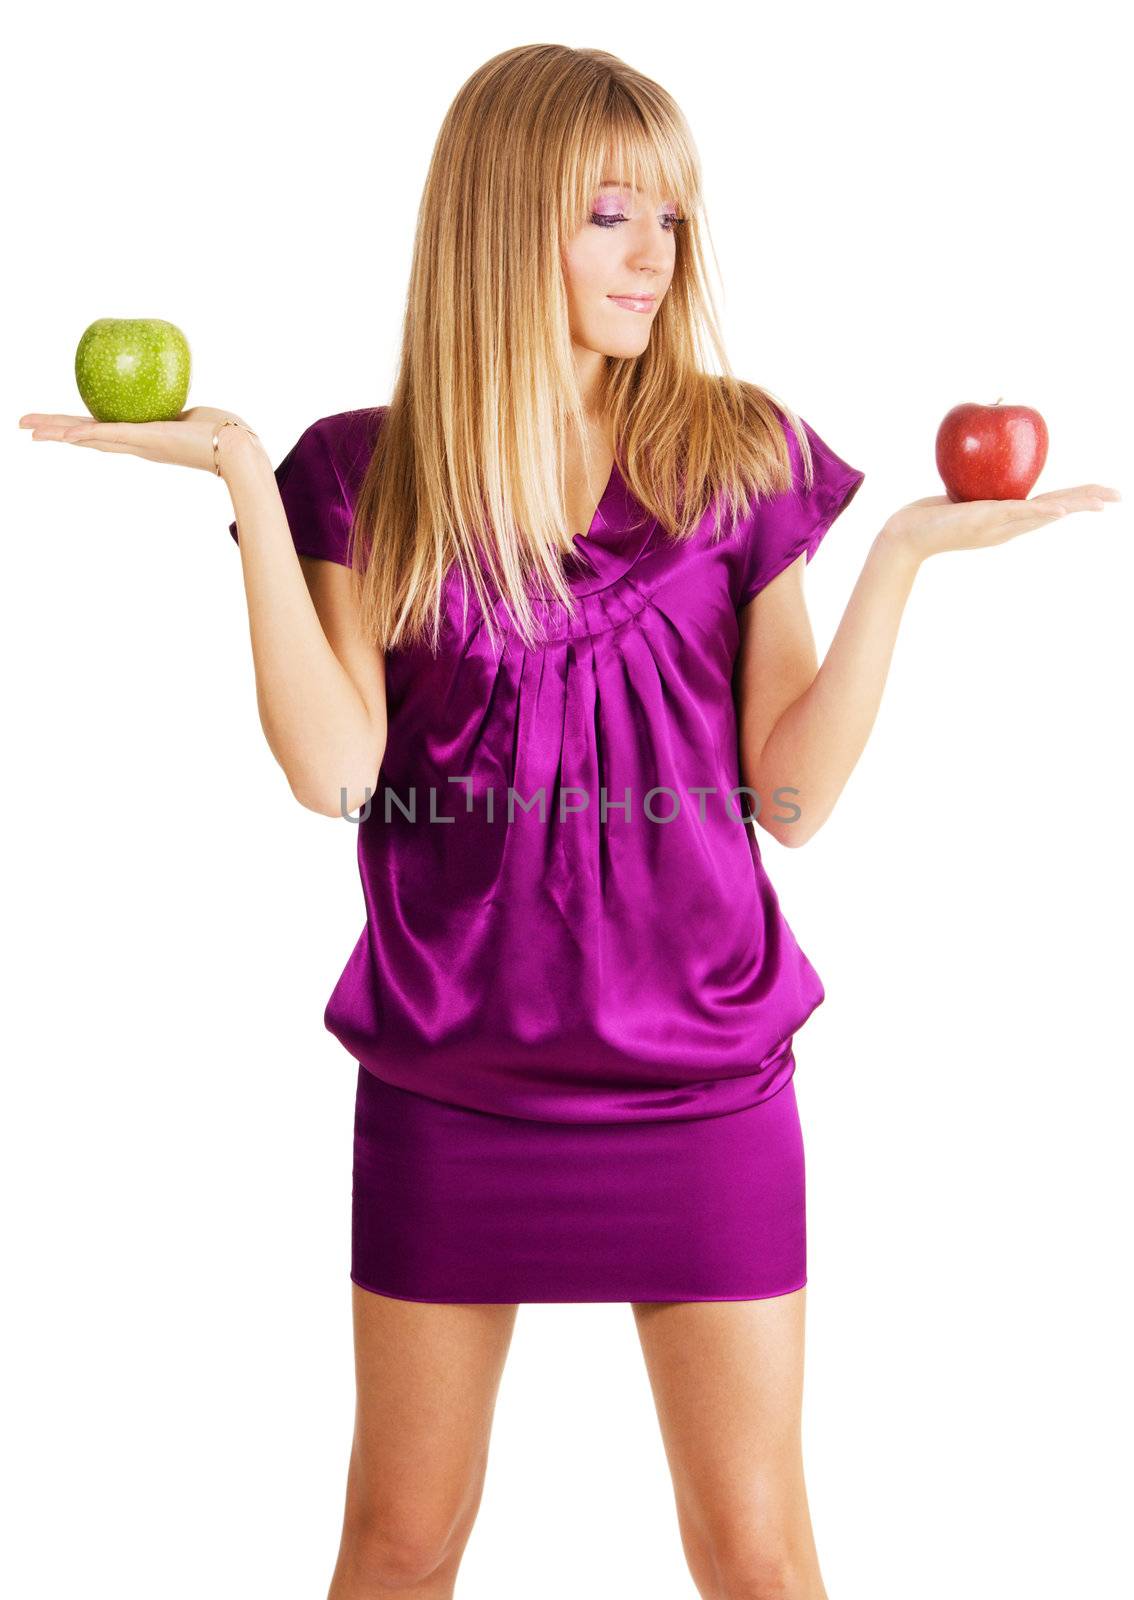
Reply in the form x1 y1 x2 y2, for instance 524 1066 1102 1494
562 176 679 363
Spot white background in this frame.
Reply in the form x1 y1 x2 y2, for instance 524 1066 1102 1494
4 3 1130 1596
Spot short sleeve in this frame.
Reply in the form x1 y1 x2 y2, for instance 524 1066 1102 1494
736 412 865 607
227 418 354 567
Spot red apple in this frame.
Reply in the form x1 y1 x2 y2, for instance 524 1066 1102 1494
935 398 1049 502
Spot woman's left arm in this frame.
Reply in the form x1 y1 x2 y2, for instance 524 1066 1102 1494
737 482 1121 847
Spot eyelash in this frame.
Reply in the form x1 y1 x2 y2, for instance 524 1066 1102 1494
591 212 687 232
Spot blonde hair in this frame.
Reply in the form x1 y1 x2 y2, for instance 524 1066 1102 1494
346 42 814 656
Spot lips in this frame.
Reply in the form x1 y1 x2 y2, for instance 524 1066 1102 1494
608 294 657 313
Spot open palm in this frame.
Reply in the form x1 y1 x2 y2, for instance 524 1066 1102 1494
17 406 255 475
886 483 1121 558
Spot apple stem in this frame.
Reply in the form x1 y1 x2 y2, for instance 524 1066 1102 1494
992 396 1003 405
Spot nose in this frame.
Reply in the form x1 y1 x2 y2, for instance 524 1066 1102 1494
623 253 666 285
624 233 670 279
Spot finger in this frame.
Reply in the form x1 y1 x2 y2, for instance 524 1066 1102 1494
27 426 96 442
976 502 1068 534
24 420 105 441
1030 484 1121 508
27 421 144 455
999 497 1067 522
21 416 166 448
57 422 154 448
997 497 1066 516
18 413 97 429
26 423 109 443
1025 487 1078 506
1078 484 1121 501
58 422 129 442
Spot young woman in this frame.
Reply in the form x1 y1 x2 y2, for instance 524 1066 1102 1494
20 42 1118 1600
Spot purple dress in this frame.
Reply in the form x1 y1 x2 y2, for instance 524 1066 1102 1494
228 405 864 1302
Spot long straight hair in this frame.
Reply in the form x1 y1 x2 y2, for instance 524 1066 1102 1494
346 43 813 656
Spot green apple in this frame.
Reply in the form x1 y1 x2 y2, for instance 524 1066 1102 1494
74 318 191 422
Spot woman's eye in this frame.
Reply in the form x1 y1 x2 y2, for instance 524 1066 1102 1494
590 212 686 232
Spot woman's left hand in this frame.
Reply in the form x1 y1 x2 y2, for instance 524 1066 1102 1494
882 482 1122 562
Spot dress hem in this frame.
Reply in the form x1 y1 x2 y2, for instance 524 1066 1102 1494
349 1272 808 1306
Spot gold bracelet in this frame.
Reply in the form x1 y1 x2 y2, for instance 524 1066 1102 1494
212 417 260 476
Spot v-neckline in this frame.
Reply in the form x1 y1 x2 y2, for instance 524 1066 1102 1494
571 456 620 545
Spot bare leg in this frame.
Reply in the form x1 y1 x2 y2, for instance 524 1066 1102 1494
327 1283 519 1599
631 1288 827 1600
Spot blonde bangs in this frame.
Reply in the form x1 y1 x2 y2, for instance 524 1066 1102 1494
349 44 812 660
560 106 701 239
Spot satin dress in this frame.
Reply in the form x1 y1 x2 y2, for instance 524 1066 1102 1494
228 404 865 1302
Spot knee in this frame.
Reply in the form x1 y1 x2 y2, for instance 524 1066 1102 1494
341 1509 463 1592
711 1539 808 1600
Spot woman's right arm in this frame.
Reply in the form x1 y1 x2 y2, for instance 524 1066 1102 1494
19 403 386 817
221 425 386 817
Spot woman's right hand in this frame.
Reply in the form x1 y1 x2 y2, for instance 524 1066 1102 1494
17 406 266 477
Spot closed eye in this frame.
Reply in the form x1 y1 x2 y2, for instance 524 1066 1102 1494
591 213 686 232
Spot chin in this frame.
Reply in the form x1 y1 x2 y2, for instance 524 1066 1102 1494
598 331 652 357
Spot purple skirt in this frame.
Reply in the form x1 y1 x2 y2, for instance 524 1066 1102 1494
350 1062 807 1304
